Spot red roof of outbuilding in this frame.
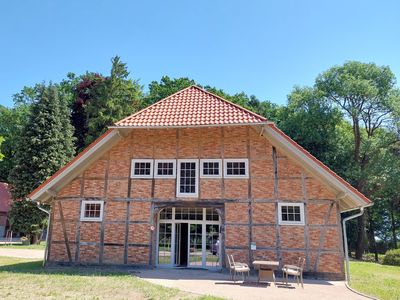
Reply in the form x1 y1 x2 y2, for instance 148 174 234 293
116 85 267 127
0 182 11 213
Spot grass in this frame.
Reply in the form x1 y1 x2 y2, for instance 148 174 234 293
0 256 224 300
350 260 400 300
0 243 47 250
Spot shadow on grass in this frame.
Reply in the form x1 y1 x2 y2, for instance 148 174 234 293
0 260 135 277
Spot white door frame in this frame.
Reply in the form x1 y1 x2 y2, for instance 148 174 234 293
156 207 221 269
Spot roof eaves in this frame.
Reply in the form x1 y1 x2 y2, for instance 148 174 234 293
28 129 119 201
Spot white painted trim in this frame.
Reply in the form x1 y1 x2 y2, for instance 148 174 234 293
131 159 154 179
80 200 104 222
176 159 199 197
277 202 305 226
200 159 222 178
154 159 176 179
156 207 221 269
30 130 120 202
224 158 249 179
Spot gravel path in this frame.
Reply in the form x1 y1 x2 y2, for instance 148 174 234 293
0 248 44 259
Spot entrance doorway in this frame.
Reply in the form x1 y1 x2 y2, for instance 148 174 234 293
157 207 221 269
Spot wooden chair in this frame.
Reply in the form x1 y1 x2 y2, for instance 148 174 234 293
226 254 250 282
282 257 305 288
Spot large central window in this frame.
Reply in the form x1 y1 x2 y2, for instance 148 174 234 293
177 159 199 197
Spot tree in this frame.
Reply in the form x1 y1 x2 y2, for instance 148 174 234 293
0 136 4 161
0 88 36 181
145 76 196 106
71 56 143 150
8 200 48 243
279 87 346 172
316 61 400 259
8 84 75 199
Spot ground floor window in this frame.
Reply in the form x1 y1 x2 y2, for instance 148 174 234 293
157 207 221 269
80 200 104 222
278 202 305 225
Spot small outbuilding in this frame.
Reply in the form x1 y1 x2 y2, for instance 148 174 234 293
0 182 12 237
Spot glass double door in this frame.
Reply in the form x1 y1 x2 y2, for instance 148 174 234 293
157 208 220 269
173 223 220 268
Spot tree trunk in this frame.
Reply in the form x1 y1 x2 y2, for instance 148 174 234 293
390 206 398 249
352 117 361 163
351 117 367 259
367 212 378 262
355 214 366 259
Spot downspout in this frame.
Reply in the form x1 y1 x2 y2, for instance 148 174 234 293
36 203 51 267
342 206 364 283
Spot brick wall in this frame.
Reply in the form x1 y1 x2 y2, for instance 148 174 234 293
48 126 344 279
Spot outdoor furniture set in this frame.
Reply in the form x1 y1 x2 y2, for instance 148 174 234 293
226 254 305 288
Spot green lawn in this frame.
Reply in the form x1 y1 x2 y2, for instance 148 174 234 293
0 256 223 300
0 243 46 250
350 260 400 300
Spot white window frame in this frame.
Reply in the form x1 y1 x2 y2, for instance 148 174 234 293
154 159 176 179
176 159 199 197
200 159 222 178
278 202 305 226
80 200 104 222
224 158 249 179
131 159 154 178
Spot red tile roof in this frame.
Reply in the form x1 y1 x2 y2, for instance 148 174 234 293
0 182 11 213
116 85 267 127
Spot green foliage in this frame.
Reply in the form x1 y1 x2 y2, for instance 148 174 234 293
72 56 143 150
8 200 47 237
279 86 345 171
382 249 400 266
0 103 30 181
0 136 4 161
8 84 75 199
145 76 195 106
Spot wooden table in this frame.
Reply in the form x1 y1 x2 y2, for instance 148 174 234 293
252 260 279 285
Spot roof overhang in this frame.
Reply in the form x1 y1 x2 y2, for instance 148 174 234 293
262 124 372 212
109 122 273 130
28 129 122 203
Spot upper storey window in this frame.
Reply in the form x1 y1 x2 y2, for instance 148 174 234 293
200 159 222 178
224 159 249 179
154 159 176 178
177 159 198 197
131 159 153 178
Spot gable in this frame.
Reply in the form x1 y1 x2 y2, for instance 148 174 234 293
28 86 371 211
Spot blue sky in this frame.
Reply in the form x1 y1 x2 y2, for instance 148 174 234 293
1 0 399 107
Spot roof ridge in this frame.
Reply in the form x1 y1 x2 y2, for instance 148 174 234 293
115 85 267 127
115 85 196 126
191 85 267 122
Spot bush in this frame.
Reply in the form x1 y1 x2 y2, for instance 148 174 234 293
382 249 400 266
20 236 30 245
363 252 385 263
